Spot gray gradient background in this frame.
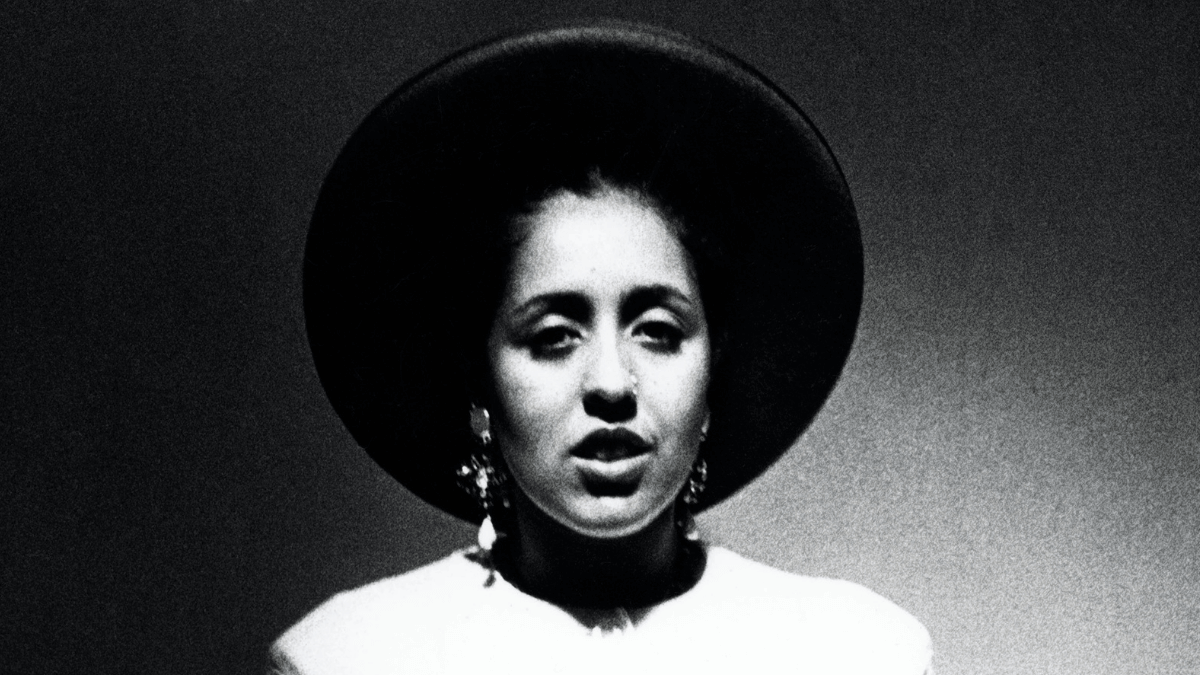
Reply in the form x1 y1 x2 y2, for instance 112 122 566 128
2 1 1197 674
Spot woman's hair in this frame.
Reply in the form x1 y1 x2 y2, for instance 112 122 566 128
462 168 729 403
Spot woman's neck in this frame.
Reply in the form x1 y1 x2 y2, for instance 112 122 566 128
494 494 698 609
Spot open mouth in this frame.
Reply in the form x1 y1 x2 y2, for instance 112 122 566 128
569 428 652 462
570 428 653 497
577 454 647 496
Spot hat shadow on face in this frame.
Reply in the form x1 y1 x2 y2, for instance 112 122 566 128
304 23 863 524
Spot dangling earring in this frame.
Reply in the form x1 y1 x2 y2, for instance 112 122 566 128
458 405 509 551
682 458 707 507
676 459 707 542
684 415 710 506
677 419 709 541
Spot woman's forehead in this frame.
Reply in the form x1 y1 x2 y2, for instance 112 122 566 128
504 190 700 303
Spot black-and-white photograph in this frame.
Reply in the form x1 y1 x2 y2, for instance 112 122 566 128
3 2 1196 674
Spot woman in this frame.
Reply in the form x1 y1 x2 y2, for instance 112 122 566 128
275 23 933 675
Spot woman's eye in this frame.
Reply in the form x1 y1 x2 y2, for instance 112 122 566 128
528 326 579 356
635 321 683 351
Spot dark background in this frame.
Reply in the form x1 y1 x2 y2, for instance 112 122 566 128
2 1 1196 673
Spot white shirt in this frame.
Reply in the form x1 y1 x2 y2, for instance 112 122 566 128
272 546 933 675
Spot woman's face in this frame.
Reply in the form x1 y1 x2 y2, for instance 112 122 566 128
487 188 711 539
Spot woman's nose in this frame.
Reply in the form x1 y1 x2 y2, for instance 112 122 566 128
582 333 637 423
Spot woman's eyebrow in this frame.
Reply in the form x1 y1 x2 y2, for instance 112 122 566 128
510 292 591 323
621 285 695 322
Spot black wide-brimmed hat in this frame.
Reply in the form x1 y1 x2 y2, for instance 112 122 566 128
304 23 863 524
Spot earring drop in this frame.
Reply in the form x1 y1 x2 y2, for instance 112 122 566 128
459 405 508 551
477 514 498 550
457 451 509 551
678 510 700 542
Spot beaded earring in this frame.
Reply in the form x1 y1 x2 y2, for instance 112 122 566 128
681 457 708 508
676 418 710 541
457 406 509 551
674 458 707 540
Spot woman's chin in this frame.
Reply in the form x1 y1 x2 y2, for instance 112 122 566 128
555 495 673 540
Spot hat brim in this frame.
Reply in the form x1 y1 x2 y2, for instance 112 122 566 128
304 23 863 524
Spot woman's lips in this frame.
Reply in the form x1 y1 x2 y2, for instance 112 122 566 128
575 454 651 496
578 443 647 462
569 428 652 461
570 428 653 495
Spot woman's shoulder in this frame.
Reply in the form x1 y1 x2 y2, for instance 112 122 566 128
671 546 933 674
270 549 491 675
704 546 925 614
